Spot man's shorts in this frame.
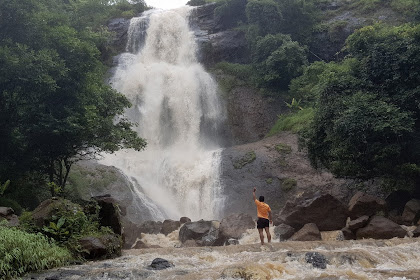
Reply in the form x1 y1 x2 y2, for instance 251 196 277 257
257 217 269 229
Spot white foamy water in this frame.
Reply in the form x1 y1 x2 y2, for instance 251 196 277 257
29 238 420 279
101 7 224 221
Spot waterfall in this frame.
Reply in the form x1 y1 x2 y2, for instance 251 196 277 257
101 7 225 221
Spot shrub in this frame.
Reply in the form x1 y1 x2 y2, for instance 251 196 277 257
233 151 256 169
0 226 72 279
275 143 292 154
281 178 297 191
267 108 314 136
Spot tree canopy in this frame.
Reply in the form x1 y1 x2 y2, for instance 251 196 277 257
0 0 147 189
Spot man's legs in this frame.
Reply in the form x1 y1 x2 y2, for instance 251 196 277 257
264 227 271 243
258 228 265 245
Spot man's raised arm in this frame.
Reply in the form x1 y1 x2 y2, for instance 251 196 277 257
253 187 257 201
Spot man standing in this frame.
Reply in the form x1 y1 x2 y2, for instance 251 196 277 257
253 187 272 245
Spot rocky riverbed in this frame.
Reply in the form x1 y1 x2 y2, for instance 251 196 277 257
25 237 420 280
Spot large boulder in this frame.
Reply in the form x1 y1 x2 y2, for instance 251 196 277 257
179 220 225 246
32 198 83 228
356 216 407 239
347 215 369 231
289 223 322 241
138 220 163 234
160 219 181 235
401 199 420 225
278 192 347 231
79 237 107 259
273 224 295 241
0 207 19 227
386 190 412 214
93 195 122 235
348 192 387 219
219 213 255 239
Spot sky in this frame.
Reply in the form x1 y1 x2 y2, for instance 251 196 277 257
146 0 189 9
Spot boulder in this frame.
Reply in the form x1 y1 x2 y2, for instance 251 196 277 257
122 220 142 249
79 237 107 259
413 226 420 238
132 240 147 249
289 223 322 241
356 216 407 239
386 190 412 214
305 252 328 269
278 192 347 231
32 198 83 228
348 192 387 219
180 217 191 224
273 224 295 241
341 227 355 240
181 240 199 247
93 195 122 235
160 219 181 235
148 258 174 270
347 215 369 231
219 213 255 239
0 207 14 217
0 207 19 226
401 199 420 225
179 220 225 246
138 220 163 234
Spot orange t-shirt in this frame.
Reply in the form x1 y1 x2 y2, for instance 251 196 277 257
255 199 271 219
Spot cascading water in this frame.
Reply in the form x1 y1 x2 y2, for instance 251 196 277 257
101 7 225 221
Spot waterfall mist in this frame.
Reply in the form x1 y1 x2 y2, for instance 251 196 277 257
101 7 225 221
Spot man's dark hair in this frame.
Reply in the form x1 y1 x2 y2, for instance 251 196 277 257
259 196 264 202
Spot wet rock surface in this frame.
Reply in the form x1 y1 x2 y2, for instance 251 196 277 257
219 213 255 239
305 252 328 269
278 192 348 231
148 258 174 270
356 216 407 239
290 223 322 241
348 191 387 219
274 223 296 241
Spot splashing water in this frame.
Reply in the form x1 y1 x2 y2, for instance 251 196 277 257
101 7 225 221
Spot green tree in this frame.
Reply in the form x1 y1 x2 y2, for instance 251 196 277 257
303 23 420 188
246 0 283 36
253 34 308 89
0 0 146 190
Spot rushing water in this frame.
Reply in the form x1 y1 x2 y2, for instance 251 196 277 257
101 7 224 221
26 234 420 279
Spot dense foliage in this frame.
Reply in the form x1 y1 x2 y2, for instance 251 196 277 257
303 24 420 186
0 224 72 279
0 0 147 195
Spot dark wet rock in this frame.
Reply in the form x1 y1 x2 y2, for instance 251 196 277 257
347 215 369 231
79 237 107 259
386 190 412 214
278 192 347 231
274 223 296 241
161 219 181 235
93 195 122 235
180 217 191 224
305 252 327 269
348 192 387 219
219 213 255 239
32 198 83 228
107 18 131 55
122 220 142 249
341 227 356 240
413 225 420 238
179 220 225 246
290 223 322 241
402 199 420 225
149 258 174 270
139 220 163 234
356 216 407 239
